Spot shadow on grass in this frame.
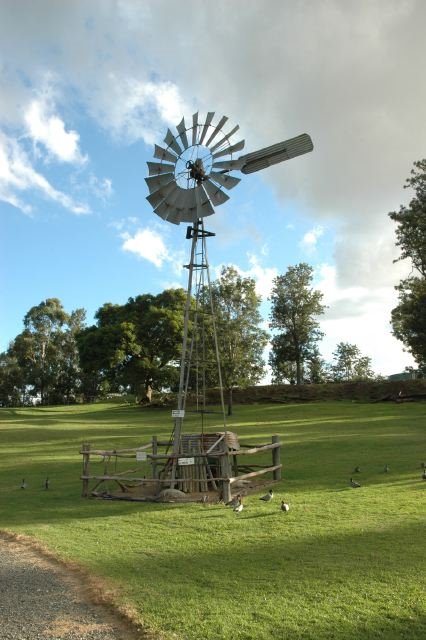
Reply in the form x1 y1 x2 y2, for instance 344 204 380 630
83 518 426 640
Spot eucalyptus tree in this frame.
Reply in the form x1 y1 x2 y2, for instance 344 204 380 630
203 266 269 415
10 298 85 404
269 263 325 385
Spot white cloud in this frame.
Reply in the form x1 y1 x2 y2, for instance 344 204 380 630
300 225 324 253
24 99 87 165
0 131 90 215
89 175 113 201
121 228 169 267
213 253 278 301
315 263 415 375
333 220 413 289
91 76 190 145
120 226 186 274
244 254 278 299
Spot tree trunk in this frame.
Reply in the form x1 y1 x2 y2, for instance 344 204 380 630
296 356 302 385
145 378 153 403
227 387 233 416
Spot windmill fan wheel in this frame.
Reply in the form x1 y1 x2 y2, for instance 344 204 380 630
145 112 245 224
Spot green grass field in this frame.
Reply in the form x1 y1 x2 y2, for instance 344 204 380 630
0 401 425 639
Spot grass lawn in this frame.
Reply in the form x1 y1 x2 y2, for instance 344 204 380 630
0 400 425 639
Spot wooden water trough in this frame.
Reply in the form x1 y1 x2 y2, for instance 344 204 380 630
80 432 281 503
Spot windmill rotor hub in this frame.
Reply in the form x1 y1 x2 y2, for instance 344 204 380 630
184 154 208 186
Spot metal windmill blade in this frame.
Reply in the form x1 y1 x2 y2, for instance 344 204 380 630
145 113 245 225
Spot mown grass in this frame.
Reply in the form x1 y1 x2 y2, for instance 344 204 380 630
0 401 425 639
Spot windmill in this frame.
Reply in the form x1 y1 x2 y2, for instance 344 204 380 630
145 112 313 497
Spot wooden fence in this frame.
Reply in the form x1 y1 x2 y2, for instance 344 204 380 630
80 433 281 503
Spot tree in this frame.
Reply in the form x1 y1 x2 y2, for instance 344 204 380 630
54 309 86 403
389 159 426 368
304 345 330 384
77 289 187 402
331 342 375 382
9 298 85 404
391 278 426 372
389 159 426 277
0 352 25 406
269 263 325 385
203 266 269 415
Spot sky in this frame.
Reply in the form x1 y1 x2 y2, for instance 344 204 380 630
1 0 425 379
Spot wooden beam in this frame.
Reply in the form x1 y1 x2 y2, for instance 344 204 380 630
229 464 282 483
81 474 228 484
272 435 282 481
81 443 90 497
231 442 281 456
80 443 152 456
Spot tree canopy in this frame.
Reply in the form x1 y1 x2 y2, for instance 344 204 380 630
202 266 269 414
391 278 426 373
331 342 375 382
389 159 426 370
389 159 426 278
77 289 187 401
7 298 85 404
269 263 326 384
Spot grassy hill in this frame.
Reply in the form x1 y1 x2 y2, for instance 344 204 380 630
0 401 425 639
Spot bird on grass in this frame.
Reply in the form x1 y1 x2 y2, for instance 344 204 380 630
350 478 361 488
281 500 290 513
260 489 274 502
227 494 242 509
233 497 244 514
20 479 27 490
384 464 390 473
422 469 426 480
44 477 50 490
353 466 361 473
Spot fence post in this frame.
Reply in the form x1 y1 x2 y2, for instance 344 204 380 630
272 435 281 481
220 452 232 503
81 442 91 497
151 436 158 479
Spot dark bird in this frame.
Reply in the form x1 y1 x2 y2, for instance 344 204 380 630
227 494 242 508
20 479 27 489
422 469 426 480
350 478 361 488
281 500 290 513
384 464 390 473
260 489 274 502
44 477 50 490
353 466 361 473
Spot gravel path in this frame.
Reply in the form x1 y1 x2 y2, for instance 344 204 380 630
0 534 146 640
